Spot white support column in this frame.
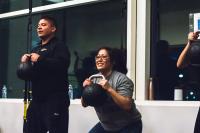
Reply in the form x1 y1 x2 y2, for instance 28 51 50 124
135 0 151 100
127 0 137 98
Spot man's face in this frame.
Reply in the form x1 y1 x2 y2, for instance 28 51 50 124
37 19 56 38
95 49 112 71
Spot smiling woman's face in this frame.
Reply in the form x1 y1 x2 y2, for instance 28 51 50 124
95 49 112 72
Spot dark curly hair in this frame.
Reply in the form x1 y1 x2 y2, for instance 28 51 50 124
96 47 127 74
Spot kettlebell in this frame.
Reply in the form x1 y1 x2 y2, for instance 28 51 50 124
16 59 33 81
82 74 108 107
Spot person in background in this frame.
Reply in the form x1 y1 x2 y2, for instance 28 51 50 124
177 31 200 133
156 40 178 100
74 51 97 98
81 47 142 133
19 15 70 133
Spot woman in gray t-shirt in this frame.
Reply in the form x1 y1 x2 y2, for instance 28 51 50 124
81 47 142 133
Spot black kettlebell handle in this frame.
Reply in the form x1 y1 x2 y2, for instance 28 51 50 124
82 74 108 107
89 74 105 81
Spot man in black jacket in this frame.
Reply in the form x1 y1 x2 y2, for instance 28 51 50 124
20 15 70 133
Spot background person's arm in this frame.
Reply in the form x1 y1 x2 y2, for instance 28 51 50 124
177 32 199 68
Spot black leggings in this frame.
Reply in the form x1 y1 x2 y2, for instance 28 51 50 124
89 119 142 133
24 97 69 133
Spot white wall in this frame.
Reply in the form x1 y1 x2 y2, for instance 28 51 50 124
0 99 199 133
137 101 199 133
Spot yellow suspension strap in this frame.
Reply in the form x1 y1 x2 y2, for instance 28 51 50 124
23 0 32 132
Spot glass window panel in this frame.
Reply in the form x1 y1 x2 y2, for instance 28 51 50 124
151 0 200 101
0 0 67 14
0 16 28 98
0 0 127 98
